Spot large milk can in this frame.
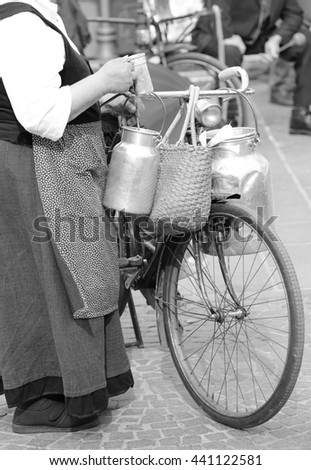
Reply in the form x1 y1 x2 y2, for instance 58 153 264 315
208 127 274 217
103 126 160 214
204 127 274 255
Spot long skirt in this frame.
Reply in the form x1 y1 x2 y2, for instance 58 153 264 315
0 140 133 418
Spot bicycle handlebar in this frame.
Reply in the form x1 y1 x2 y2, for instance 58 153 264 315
101 68 253 105
147 88 254 100
144 67 252 100
218 66 250 93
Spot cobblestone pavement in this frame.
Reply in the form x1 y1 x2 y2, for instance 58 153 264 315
0 78 311 451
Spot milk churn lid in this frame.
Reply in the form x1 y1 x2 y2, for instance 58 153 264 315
206 127 256 145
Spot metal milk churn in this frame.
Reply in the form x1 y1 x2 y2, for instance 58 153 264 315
205 127 274 255
103 126 160 214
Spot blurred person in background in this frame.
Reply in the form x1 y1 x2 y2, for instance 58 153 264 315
297 0 311 23
56 0 91 54
269 0 311 107
192 0 311 135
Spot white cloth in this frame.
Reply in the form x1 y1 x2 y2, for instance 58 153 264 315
0 0 80 141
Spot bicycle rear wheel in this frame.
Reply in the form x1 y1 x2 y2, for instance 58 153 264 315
161 201 304 428
166 52 250 127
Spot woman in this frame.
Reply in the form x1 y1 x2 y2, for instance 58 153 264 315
0 0 137 433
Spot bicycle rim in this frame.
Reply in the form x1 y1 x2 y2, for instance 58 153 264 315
162 202 304 428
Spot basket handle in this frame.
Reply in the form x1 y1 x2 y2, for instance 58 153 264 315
176 84 195 145
157 102 186 147
157 84 200 148
157 84 194 147
190 86 200 147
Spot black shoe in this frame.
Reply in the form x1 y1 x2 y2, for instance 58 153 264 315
289 107 311 135
12 398 99 434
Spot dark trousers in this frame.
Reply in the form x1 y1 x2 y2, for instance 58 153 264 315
205 26 311 107
279 26 311 106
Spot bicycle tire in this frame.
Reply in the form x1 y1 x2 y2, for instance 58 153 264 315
161 201 304 428
166 52 250 127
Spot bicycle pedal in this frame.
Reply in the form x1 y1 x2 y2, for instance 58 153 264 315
119 255 144 268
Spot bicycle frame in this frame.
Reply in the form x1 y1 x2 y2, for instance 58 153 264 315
111 67 254 329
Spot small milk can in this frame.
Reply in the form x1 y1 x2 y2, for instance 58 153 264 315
205 127 274 255
103 126 160 214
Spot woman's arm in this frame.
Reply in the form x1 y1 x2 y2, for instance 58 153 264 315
68 58 134 122
0 13 134 141
277 0 303 44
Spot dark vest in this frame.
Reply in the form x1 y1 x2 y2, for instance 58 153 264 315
0 2 100 147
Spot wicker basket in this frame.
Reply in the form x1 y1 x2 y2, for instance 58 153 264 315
149 85 212 236
150 143 212 235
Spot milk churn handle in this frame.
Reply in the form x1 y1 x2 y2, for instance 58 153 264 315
147 92 167 137
236 89 259 138
100 93 136 128
120 94 139 127
100 93 123 108
219 86 260 143
227 89 260 142
102 93 147 130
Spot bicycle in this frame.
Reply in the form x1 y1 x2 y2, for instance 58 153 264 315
88 1 249 126
104 67 305 429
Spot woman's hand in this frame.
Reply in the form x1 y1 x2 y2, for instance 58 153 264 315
97 57 136 95
224 35 246 55
69 57 136 122
263 34 282 61
100 92 145 126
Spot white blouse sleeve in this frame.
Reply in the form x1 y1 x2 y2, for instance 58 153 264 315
0 12 72 141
